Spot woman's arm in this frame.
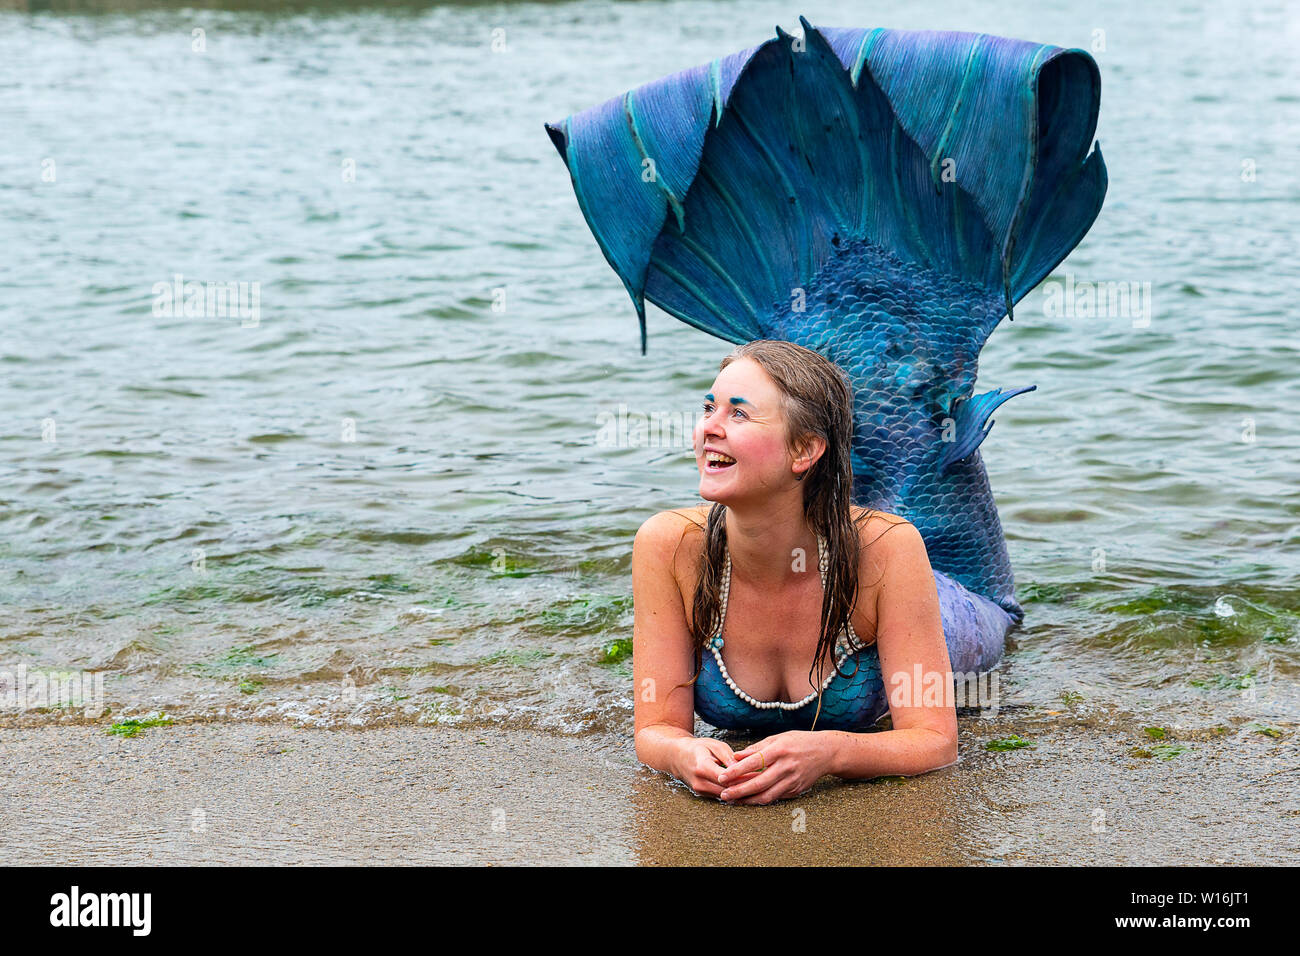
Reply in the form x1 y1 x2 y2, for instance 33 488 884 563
717 518 956 803
827 520 958 778
631 511 737 793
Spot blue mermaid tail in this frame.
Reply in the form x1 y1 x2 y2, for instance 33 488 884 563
544 18 1106 700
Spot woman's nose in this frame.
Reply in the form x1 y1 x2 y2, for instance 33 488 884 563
698 407 725 434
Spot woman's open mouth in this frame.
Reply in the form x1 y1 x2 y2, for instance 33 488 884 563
705 451 737 471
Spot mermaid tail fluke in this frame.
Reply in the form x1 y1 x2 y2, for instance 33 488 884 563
546 18 1107 666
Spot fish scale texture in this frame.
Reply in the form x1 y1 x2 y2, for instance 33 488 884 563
764 237 1016 610
545 18 1106 730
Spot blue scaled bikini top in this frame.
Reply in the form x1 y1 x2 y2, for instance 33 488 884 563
694 534 888 733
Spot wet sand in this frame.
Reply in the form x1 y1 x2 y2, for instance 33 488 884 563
1 718 1295 865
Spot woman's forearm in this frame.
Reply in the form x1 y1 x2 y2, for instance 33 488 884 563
635 723 694 776
824 727 957 780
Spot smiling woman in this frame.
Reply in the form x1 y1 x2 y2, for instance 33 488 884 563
549 20 1106 804
632 341 960 804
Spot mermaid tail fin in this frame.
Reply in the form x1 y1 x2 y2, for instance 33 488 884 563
545 19 1106 623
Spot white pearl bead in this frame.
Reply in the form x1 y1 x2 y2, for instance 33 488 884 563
708 534 866 715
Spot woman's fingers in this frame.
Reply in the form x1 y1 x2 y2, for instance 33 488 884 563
705 742 737 767
730 775 814 805
732 732 783 759
719 767 789 802
715 756 750 785
725 779 787 804
690 779 725 798
690 740 792 800
716 749 770 785
730 734 785 774
688 762 726 797
694 748 736 797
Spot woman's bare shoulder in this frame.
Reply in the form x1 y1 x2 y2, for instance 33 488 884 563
635 505 708 560
674 502 712 526
851 505 913 535
851 507 918 569
635 506 709 598
639 504 708 536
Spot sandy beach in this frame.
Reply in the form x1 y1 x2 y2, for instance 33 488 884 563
3 715 1294 866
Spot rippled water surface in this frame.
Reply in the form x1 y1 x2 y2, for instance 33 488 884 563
2 0 1298 738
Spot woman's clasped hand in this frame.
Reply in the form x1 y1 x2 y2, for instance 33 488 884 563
675 731 833 805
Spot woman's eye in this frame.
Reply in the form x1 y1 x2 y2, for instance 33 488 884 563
701 402 746 419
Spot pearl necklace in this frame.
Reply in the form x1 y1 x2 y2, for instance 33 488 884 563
707 534 857 710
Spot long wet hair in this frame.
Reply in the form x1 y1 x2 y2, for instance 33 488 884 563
671 340 907 730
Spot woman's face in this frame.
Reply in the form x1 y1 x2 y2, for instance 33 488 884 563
693 358 798 503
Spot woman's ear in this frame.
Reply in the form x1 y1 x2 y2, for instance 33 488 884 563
792 434 828 472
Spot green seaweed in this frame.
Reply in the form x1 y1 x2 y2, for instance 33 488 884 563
238 679 263 694
142 579 232 604
295 583 364 607
1091 587 1178 616
474 648 554 667
1017 581 1069 604
985 735 1034 752
450 547 546 578
1246 722 1284 739
1079 585 1300 649
428 590 486 610
1143 726 1168 740
537 594 632 635
217 644 280 668
598 636 633 664
107 714 173 738
364 573 416 592
1190 670 1256 690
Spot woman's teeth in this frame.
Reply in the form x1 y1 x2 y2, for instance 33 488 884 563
705 452 736 469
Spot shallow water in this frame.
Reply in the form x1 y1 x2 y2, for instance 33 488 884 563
1 0 1297 742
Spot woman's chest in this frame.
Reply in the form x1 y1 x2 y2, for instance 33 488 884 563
685 573 877 703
